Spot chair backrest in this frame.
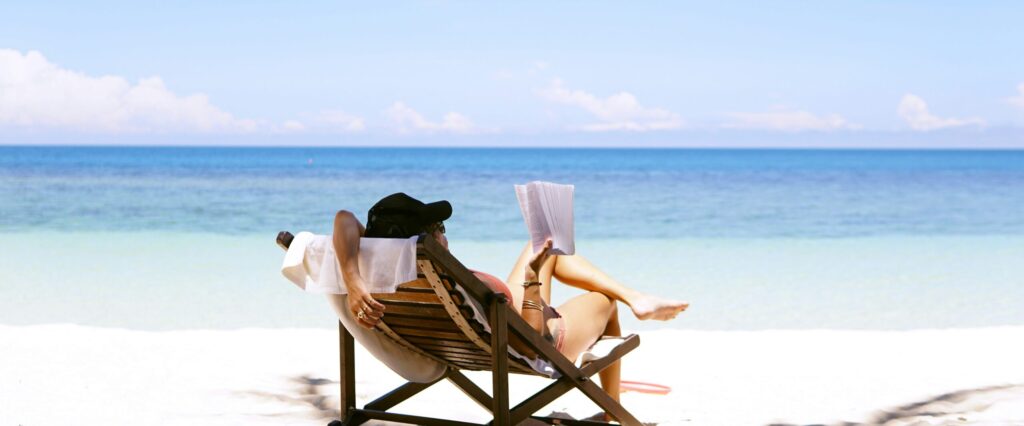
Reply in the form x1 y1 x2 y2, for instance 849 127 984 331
371 235 545 376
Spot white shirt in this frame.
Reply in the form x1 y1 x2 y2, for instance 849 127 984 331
281 232 446 383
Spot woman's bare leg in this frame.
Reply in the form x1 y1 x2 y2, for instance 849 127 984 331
554 292 621 419
507 243 688 320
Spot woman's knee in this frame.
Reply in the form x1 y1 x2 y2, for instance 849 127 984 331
334 209 357 225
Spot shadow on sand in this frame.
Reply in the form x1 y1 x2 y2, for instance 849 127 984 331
237 375 339 420
242 374 662 425
770 383 1024 426
240 377 1024 425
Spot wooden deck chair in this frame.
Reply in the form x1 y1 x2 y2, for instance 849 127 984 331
277 232 643 426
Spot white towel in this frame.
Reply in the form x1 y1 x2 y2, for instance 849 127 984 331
280 232 418 294
279 231 558 378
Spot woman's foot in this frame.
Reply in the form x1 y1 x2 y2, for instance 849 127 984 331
627 293 689 321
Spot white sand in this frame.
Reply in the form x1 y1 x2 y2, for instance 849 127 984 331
3 324 1023 425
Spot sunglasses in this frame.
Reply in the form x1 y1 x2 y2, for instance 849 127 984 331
426 222 446 234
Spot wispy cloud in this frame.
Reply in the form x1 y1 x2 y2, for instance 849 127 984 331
898 94 984 131
528 61 549 75
280 110 365 133
0 49 258 133
724 107 859 132
1008 84 1024 110
385 101 478 134
538 79 683 132
281 120 306 132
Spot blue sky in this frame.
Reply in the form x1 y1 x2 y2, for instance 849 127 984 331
1 1 1023 147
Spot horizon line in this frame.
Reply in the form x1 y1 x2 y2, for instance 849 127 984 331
2 143 1023 151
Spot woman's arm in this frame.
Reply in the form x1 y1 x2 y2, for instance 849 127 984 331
333 210 385 328
509 239 553 358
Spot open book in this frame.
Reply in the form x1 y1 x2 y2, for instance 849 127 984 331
515 181 575 255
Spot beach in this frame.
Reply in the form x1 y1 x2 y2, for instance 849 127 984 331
5 0 1024 422
3 324 1023 425
3 147 1024 425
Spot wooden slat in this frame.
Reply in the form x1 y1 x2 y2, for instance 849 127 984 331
396 278 433 290
419 347 537 374
378 316 461 331
374 291 442 304
436 357 534 375
406 336 476 349
449 361 486 371
430 355 494 366
376 296 440 307
416 346 491 359
431 353 494 365
396 287 437 294
404 335 481 349
377 303 449 318
388 326 475 341
451 360 537 375
403 348 532 374
415 343 490 356
379 300 477 321
450 362 493 371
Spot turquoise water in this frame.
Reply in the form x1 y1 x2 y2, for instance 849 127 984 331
1 147 1023 330
3 147 1024 237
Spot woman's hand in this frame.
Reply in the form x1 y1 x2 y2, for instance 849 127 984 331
524 239 554 281
347 279 386 329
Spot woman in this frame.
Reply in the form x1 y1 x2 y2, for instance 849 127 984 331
331 193 689 414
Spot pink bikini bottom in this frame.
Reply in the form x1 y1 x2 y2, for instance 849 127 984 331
543 304 568 352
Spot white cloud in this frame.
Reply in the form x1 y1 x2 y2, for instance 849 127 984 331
528 61 549 75
724 107 859 132
898 94 983 131
538 79 683 131
385 101 477 134
311 110 366 132
277 110 366 134
281 120 306 132
0 49 258 133
1008 83 1024 110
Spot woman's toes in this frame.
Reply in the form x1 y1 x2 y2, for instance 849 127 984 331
630 295 689 321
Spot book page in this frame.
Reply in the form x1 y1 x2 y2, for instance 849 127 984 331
514 184 532 237
515 181 574 255
538 182 574 255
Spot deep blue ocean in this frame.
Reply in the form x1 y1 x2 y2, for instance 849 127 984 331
2 147 1023 238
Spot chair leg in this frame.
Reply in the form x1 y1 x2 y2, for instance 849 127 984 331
338 321 364 425
490 298 511 426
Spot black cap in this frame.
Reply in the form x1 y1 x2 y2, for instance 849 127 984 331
364 193 452 238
